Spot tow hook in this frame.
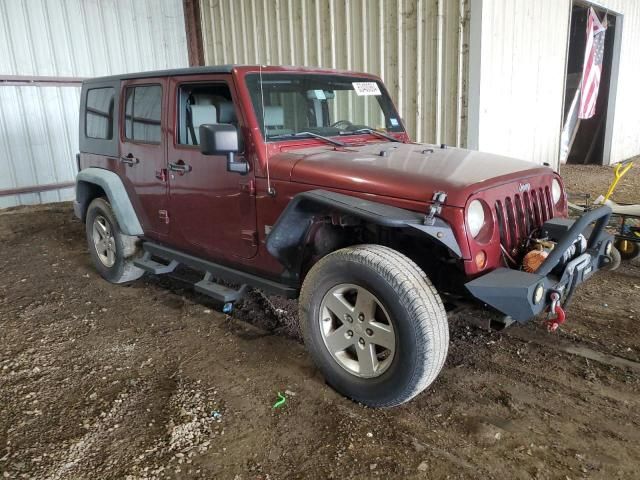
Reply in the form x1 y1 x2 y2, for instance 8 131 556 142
546 291 566 332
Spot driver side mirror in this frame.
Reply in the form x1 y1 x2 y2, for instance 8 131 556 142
199 124 249 174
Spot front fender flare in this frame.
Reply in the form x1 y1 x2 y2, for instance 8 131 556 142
75 168 143 236
266 190 462 272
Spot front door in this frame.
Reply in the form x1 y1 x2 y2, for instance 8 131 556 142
166 76 257 260
119 78 169 237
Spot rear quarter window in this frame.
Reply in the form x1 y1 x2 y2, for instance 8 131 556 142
86 87 115 139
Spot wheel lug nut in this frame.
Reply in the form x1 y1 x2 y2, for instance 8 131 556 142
358 313 365 322
344 314 353 323
346 330 353 337
366 328 373 336
358 338 365 345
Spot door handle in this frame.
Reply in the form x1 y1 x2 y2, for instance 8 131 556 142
168 161 192 174
120 154 139 166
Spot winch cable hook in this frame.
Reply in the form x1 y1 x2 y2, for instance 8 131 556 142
546 291 566 332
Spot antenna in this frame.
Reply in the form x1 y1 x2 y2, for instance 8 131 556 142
259 64 276 197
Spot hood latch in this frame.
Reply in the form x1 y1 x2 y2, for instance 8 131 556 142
425 191 447 226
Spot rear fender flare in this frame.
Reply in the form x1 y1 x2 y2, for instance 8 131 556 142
266 189 462 276
75 168 143 236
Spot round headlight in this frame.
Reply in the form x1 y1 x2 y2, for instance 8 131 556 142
552 179 563 204
467 200 485 238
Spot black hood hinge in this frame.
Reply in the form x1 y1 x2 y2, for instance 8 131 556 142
425 191 447 226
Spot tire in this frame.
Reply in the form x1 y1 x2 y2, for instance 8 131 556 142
298 244 449 407
604 246 622 271
615 238 639 261
85 197 145 284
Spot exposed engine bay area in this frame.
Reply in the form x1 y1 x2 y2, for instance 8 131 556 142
521 234 588 274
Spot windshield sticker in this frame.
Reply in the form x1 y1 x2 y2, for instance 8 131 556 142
352 82 382 96
390 118 399 127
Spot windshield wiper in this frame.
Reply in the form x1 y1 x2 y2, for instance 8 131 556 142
340 128 402 143
269 131 346 147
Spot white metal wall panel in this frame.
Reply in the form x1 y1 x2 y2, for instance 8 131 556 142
474 0 640 168
0 0 189 207
0 0 188 77
200 0 470 147
597 0 640 165
475 0 571 168
0 86 80 209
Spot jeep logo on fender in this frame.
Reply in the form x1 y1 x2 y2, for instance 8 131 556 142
518 182 531 193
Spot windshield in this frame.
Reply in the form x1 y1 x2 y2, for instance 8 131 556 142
245 73 404 142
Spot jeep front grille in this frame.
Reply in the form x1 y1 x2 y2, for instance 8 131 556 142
494 187 553 253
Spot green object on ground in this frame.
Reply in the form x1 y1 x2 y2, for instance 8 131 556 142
272 392 286 409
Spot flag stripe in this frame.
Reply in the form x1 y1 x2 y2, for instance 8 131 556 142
579 7 606 119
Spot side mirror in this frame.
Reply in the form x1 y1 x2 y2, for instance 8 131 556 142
199 124 249 174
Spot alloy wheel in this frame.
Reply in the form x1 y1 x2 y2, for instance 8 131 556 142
92 215 116 267
319 283 396 378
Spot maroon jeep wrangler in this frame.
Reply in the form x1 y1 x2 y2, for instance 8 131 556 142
75 65 613 406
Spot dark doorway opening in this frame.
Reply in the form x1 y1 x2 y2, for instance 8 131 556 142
562 4 617 165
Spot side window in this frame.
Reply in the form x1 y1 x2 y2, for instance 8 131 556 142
86 87 115 139
124 85 162 143
177 83 235 146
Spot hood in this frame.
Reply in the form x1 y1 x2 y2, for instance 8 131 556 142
275 142 553 207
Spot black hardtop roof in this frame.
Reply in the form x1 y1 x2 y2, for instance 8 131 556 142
81 65 375 85
82 65 236 85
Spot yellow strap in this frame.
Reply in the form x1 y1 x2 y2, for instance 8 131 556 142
604 161 633 201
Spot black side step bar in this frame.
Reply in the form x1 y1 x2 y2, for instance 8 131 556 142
195 273 249 303
134 251 178 274
136 242 298 301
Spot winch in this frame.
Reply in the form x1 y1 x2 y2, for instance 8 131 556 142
522 233 587 274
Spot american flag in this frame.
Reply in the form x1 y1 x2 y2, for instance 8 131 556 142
578 8 607 119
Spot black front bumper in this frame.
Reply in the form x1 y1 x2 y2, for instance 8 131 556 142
465 206 613 322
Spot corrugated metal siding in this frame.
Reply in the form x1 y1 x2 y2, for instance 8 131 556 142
200 0 470 146
476 0 571 168
0 0 189 208
598 0 640 164
475 0 640 168
0 86 80 207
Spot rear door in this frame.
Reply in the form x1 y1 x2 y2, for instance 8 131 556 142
166 75 258 260
119 78 169 238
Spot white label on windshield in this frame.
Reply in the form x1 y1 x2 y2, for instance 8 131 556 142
390 118 399 127
352 82 381 96
313 89 326 100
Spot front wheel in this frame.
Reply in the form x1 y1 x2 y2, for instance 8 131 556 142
299 245 449 407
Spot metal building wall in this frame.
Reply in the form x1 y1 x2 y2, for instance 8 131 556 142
473 0 571 169
0 0 189 208
473 0 640 168
596 0 640 165
200 0 470 147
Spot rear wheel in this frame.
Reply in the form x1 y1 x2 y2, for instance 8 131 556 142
299 245 449 407
85 197 144 284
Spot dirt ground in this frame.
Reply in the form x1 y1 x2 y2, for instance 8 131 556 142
1 164 639 479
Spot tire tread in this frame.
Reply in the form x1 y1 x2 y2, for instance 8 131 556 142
86 198 144 284
299 244 449 407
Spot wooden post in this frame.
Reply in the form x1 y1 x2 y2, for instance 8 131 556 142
183 0 205 66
